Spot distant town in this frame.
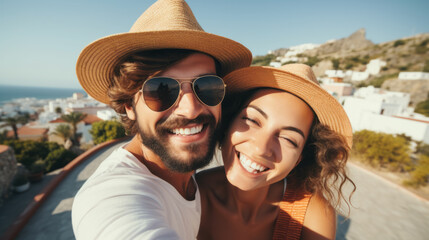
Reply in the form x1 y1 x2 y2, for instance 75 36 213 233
0 60 428 146
265 34 429 146
0 94 117 145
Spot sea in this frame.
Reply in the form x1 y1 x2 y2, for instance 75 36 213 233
0 85 87 106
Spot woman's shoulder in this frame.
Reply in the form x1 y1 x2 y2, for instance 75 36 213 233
301 192 336 240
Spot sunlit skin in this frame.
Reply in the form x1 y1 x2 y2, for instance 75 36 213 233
222 89 313 191
125 53 221 200
197 89 336 240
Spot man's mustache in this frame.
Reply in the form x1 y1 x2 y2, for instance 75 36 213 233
157 114 216 130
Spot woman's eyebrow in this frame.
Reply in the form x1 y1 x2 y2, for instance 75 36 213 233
281 126 305 139
248 105 267 118
248 105 306 138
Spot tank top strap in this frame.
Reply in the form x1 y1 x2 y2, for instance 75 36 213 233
272 177 312 240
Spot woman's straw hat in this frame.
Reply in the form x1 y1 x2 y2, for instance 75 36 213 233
76 0 252 104
224 64 353 148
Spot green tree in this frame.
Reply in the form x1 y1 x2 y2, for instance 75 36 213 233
353 130 412 171
4 139 77 172
4 140 58 169
367 73 398 88
61 112 87 145
0 130 7 142
345 63 354 70
304 56 320 67
251 54 276 66
332 58 340 70
44 148 77 172
404 155 429 187
415 142 429 156
0 114 29 139
393 40 405 47
52 124 72 143
90 120 126 144
423 60 429 72
415 95 429 117
55 107 62 114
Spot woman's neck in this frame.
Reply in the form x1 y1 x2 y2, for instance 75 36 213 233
227 180 284 223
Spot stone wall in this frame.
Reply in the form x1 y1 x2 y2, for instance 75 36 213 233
0 145 17 204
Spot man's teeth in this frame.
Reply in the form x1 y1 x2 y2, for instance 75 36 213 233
239 153 268 174
171 125 203 135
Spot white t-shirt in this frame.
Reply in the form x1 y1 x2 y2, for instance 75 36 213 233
71 146 201 240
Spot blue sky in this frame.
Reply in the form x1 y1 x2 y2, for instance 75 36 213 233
0 0 428 89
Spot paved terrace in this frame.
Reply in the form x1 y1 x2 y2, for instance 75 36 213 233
1 138 429 240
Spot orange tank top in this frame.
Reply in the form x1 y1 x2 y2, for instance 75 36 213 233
272 178 312 240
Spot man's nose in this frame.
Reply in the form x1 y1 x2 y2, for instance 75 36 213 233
172 82 204 119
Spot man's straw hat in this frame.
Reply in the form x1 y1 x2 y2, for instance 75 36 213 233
224 64 353 148
76 0 252 104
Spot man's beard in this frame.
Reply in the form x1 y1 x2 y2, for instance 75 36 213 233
138 114 218 173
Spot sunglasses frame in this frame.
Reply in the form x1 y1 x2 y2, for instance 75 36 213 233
139 75 226 112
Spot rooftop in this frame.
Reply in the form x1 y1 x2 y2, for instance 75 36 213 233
7 126 48 138
0 145 9 153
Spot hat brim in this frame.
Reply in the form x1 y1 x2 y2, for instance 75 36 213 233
76 30 252 104
224 66 353 148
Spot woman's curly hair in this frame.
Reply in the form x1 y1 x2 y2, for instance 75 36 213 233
220 88 356 214
107 49 220 135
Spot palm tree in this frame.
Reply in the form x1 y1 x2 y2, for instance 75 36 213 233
0 114 29 139
61 112 87 145
55 107 62 114
52 124 72 144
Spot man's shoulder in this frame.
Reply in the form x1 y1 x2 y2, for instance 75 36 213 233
79 147 165 197
94 146 148 175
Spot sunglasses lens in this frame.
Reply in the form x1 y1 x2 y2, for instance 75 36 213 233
194 76 225 106
143 77 180 111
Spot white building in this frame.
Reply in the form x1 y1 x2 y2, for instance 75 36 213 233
284 43 319 57
351 71 370 82
325 70 346 78
350 86 410 115
398 72 429 80
47 114 102 144
343 86 429 143
48 99 68 113
321 82 353 98
276 43 319 63
348 112 429 144
1 103 20 117
269 62 282 68
73 93 85 100
324 58 386 82
97 109 119 121
365 59 386 75
38 111 60 124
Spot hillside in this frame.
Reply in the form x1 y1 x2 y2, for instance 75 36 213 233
257 29 429 106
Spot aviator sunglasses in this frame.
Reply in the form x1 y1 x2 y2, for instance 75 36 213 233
140 75 226 112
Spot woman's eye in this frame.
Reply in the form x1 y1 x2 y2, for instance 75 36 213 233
281 137 298 148
242 116 258 125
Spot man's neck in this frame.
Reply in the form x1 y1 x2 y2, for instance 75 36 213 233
125 136 196 200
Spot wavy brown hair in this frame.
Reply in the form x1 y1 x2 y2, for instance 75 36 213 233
220 88 356 214
108 49 220 135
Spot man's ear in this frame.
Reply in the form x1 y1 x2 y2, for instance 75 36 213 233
125 103 136 120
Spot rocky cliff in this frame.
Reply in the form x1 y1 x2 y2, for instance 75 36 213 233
307 28 374 57
0 145 17 204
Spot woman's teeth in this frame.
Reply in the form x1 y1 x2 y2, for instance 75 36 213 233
171 125 203 136
239 153 268 174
